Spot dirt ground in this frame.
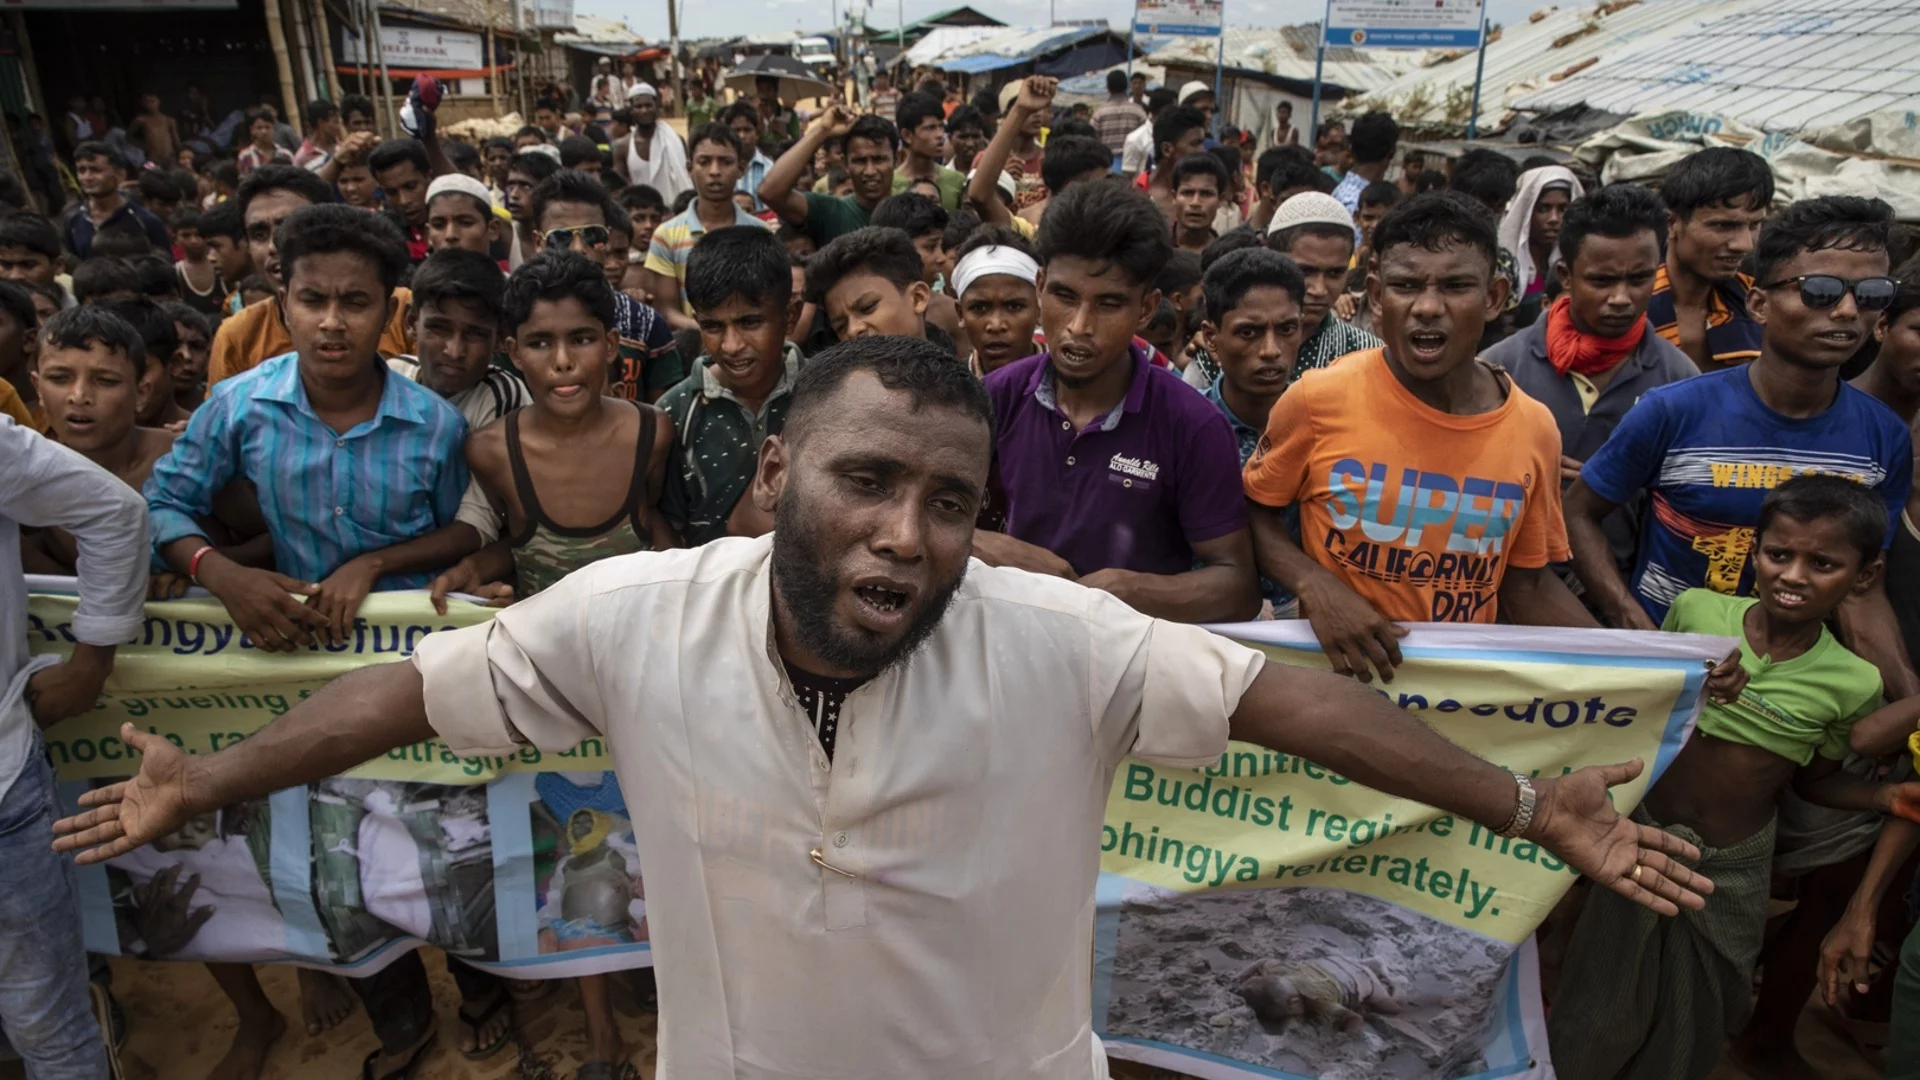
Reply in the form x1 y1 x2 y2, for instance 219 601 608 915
0 947 1886 1080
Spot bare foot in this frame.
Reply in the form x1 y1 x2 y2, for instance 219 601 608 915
296 968 354 1036
208 1007 286 1080
1725 1034 1819 1080
457 986 513 1056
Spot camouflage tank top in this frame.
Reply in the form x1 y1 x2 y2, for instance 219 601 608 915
508 401 658 597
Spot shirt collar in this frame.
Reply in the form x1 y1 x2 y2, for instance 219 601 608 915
1203 376 1263 441
1029 342 1150 432
256 346 437 428
699 341 805 406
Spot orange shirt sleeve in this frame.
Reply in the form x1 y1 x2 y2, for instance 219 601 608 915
1242 366 1324 508
1502 401 1573 570
0 378 32 429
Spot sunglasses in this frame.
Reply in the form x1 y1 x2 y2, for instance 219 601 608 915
1760 274 1897 311
542 225 610 251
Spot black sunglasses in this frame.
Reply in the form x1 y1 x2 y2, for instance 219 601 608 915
1760 274 1897 311
542 225 610 251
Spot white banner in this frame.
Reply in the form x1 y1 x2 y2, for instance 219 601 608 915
1325 0 1484 49
341 26 486 70
1134 0 1223 38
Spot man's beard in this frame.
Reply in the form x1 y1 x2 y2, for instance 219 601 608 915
770 483 964 680
635 119 657 136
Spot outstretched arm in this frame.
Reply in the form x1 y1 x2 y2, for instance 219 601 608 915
54 660 435 863
966 77 1055 227
1228 663 1713 916
760 105 854 227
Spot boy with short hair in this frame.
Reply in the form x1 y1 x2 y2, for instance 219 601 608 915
1200 247 1306 617
657 225 807 545
503 148 561 268
1244 191 1592 682
803 225 952 354
530 170 685 401
1651 147 1775 371
1170 153 1229 254
1552 473 1917 1080
1262 192 1380 379
33 305 173 494
869 192 961 344
890 92 966 211
0 213 64 288
618 183 668 256
170 206 226 321
977 181 1260 623
643 124 769 326
198 200 252 313
159 300 211 411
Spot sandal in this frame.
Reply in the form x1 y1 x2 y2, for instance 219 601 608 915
457 988 514 1061
573 1063 639 1080
360 1032 437 1080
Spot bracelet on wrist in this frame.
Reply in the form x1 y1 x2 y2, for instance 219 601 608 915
187 544 217 584
1496 771 1537 839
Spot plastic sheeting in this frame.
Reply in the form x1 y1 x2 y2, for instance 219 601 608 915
1573 110 1920 222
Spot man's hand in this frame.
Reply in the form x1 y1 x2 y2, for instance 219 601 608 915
1298 577 1407 683
53 724 201 865
1526 760 1713 916
198 558 326 652
149 572 191 601
131 863 215 958
971 531 1076 578
1333 293 1359 321
334 131 379 166
1705 649 1747 705
1559 455 1584 488
1874 780 1920 824
1012 76 1057 116
306 555 383 644
808 104 857 140
429 559 516 615
26 643 115 727
1819 906 1876 1005
1078 567 1140 600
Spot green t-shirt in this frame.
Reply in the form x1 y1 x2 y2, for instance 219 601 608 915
800 192 874 247
1662 588 1882 765
892 166 967 212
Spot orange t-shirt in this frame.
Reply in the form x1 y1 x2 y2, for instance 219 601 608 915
208 289 415 388
1242 347 1570 624
0 379 33 429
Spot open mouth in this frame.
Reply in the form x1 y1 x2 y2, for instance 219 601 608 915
1771 587 1808 609
1815 330 1859 347
314 342 352 360
851 581 913 630
1406 330 1448 361
1249 366 1289 385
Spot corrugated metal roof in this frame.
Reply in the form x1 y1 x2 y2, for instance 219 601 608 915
1145 26 1417 94
1350 0 1754 133
907 24 1117 71
1514 0 1920 132
554 14 645 47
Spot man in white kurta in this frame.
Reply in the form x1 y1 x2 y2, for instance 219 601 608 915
416 534 1262 1079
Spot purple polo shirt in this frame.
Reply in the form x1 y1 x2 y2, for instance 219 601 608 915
985 344 1247 576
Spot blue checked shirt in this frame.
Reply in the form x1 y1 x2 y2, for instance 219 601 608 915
145 352 469 590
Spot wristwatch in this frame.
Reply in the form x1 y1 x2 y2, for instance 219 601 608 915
1497 772 1537 839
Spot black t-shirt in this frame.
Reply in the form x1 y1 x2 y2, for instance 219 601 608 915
784 661 868 761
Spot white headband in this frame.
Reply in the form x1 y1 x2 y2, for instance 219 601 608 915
951 246 1040 298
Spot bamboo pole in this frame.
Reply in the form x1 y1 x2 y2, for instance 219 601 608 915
313 0 343 102
487 0 501 115
263 0 305 135
370 0 397 134
283 0 316 110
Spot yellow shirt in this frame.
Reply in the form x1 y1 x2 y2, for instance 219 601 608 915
0 379 34 430
208 290 415 389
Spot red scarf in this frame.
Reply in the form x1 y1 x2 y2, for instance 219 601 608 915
1544 296 1645 376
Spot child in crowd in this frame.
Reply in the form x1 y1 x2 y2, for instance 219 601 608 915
423 173 504 257
803 225 953 354
869 193 960 346
431 251 676 1078
0 280 40 430
1552 474 1918 1080
657 225 805 545
528 169 684 402
160 300 212 412
170 207 226 321
949 225 1040 376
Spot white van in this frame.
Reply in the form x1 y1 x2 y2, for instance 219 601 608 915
795 36 836 70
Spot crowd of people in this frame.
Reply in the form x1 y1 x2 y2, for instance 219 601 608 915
2 60 1919 1080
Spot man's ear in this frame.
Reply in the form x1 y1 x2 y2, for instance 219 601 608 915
907 280 930 318
751 433 791 513
1749 280 1769 327
1482 267 1511 323
1199 319 1218 355
785 295 806 340
1134 287 1164 333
